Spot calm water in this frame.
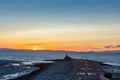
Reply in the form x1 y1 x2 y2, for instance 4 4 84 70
0 51 120 65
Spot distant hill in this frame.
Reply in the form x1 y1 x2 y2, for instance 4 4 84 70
0 48 120 54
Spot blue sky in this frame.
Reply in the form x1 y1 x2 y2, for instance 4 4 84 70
0 0 120 33
0 0 120 20
0 0 120 30
0 0 120 51
1 0 120 13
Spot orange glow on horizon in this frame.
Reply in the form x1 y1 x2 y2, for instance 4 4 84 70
0 43 120 52
0 37 120 52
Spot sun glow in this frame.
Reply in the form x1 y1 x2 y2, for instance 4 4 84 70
32 46 45 51
32 48 38 51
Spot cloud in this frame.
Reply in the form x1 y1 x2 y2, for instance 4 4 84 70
104 44 120 48
116 45 120 48
87 46 100 50
21 43 45 46
92 48 100 50
104 45 114 48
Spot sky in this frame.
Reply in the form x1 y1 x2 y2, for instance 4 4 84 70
0 0 120 51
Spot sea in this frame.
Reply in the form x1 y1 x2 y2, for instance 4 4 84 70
0 50 120 66
0 50 120 80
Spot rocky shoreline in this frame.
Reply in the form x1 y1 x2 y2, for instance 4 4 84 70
0 59 120 80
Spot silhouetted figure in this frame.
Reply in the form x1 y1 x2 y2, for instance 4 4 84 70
64 53 72 61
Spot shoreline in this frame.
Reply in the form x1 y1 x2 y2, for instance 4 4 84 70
0 59 120 80
13 63 52 80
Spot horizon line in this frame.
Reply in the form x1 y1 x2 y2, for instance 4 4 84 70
0 47 120 53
